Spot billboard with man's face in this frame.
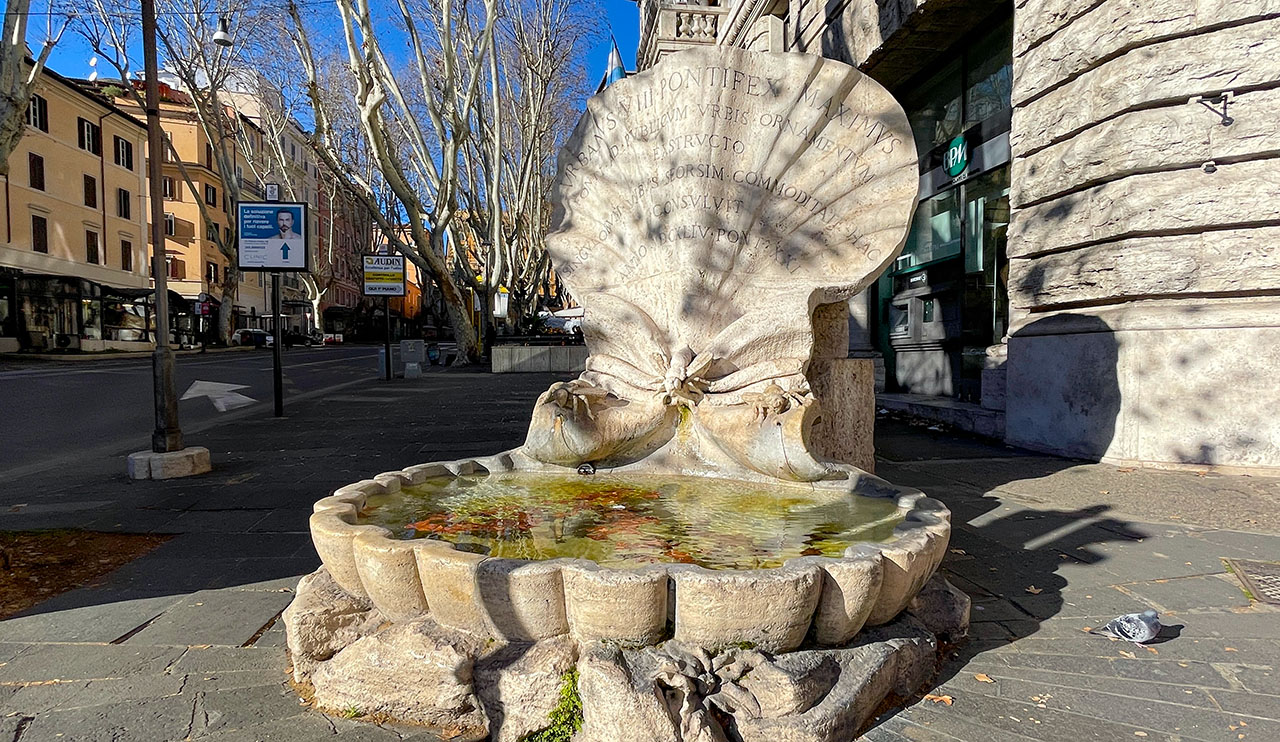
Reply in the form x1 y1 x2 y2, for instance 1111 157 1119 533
237 202 309 271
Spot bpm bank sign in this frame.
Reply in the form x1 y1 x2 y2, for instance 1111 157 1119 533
943 134 969 178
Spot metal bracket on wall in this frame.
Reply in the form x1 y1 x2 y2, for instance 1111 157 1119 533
1188 91 1235 126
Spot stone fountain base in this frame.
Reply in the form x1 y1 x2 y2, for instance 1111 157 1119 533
284 567 969 742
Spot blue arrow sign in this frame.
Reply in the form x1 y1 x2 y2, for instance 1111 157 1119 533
281 244 290 260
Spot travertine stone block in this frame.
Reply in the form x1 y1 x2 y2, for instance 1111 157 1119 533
1015 0 1280 103
1012 88 1280 208
475 637 579 742
352 530 428 623
126 447 211 480
672 564 821 653
1012 18 1280 152
1010 227 1280 309
562 563 669 646
475 560 568 642
282 568 384 683
856 528 945 626
810 553 883 646
413 543 490 635
807 358 875 472
309 512 386 599
311 618 487 734
1009 160 1280 258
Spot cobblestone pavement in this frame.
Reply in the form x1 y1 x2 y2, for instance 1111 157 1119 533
0 367 1276 741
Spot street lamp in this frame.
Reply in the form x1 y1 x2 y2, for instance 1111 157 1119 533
213 17 234 48
126 0 213 479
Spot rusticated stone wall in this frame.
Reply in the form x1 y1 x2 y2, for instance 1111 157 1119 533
1004 2 1280 472
778 0 1280 470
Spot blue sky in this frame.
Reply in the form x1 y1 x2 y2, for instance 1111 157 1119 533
42 0 641 88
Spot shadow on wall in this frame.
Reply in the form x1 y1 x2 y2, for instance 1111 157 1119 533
1005 313 1120 461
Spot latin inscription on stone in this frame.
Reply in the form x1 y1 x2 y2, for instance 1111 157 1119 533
548 47 919 336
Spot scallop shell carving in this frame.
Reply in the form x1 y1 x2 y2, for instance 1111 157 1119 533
548 46 920 356
525 47 919 478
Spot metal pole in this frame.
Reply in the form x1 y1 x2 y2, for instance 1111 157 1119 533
383 295 392 381
143 0 181 453
272 274 284 416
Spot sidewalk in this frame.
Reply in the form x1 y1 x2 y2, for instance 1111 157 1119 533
0 369 1276 741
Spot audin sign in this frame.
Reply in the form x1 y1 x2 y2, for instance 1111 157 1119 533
363 254 406 297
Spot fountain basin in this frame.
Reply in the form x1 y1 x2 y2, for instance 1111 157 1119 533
309 451 950 653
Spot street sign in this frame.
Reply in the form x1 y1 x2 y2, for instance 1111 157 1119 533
363 254 406 296
237 202 310 272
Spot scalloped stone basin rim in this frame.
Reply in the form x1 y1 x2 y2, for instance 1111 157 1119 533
309 450 951 654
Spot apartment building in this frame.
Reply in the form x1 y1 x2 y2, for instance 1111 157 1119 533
0 65 151 352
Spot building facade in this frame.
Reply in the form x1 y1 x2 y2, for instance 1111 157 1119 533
636 0 1279 472
0 66 151 352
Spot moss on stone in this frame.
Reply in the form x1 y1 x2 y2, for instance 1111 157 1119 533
521 669 582 742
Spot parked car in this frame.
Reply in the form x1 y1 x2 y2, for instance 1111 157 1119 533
230 328 274 348
283 329 321 348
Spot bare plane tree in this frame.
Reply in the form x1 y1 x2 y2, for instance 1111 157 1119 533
0 0 66 176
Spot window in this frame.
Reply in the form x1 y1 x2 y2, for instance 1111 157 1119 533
161 176 176 199
28 153 44 190
77 118 102 155
162 133 175 162
31 215 48 253
83 174 98 208
26 95 48 132
164 212 176 236
116 188 132 219
113 136 134 170
207 222 219 241
86 230 100 264
206 261 219 285
121 239 133 271
204 143 214 169
204 184 217 206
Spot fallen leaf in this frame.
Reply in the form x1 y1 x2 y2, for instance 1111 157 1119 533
1225 647 1239 652
1099 490 1110 495
1119 650 1136 659
1082 627 1093 633
1134 732 1148 738
924 694 953 706
1117 467 1135 473
1143 646 1159 655
949 548 967 555
1025 586 1043 595
974 673 996 684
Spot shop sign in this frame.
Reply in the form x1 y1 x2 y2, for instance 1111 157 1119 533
944 134 969 178
363 255 406 296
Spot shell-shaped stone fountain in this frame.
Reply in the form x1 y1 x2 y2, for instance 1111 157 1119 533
288 48 962 742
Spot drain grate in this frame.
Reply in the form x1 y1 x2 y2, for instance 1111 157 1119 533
1225 559 1280 605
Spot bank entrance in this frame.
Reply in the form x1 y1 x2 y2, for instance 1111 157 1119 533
874 14 1011 404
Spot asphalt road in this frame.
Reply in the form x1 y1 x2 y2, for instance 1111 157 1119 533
0 345 406 478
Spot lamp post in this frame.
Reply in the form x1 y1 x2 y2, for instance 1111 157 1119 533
142 0 181 454
126 0 212 479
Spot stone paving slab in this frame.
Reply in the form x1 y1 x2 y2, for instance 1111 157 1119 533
1 369 1276 741
123 588 293 647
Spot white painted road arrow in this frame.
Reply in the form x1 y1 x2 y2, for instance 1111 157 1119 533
181 380 259 412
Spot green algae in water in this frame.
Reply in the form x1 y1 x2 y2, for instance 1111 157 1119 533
360 473 904 570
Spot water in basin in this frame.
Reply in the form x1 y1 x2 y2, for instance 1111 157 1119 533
359 472 904 569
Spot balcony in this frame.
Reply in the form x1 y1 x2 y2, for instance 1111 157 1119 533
638 0 730 70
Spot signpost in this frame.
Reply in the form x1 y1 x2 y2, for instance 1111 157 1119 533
363 255 406 381
238 201 310 416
